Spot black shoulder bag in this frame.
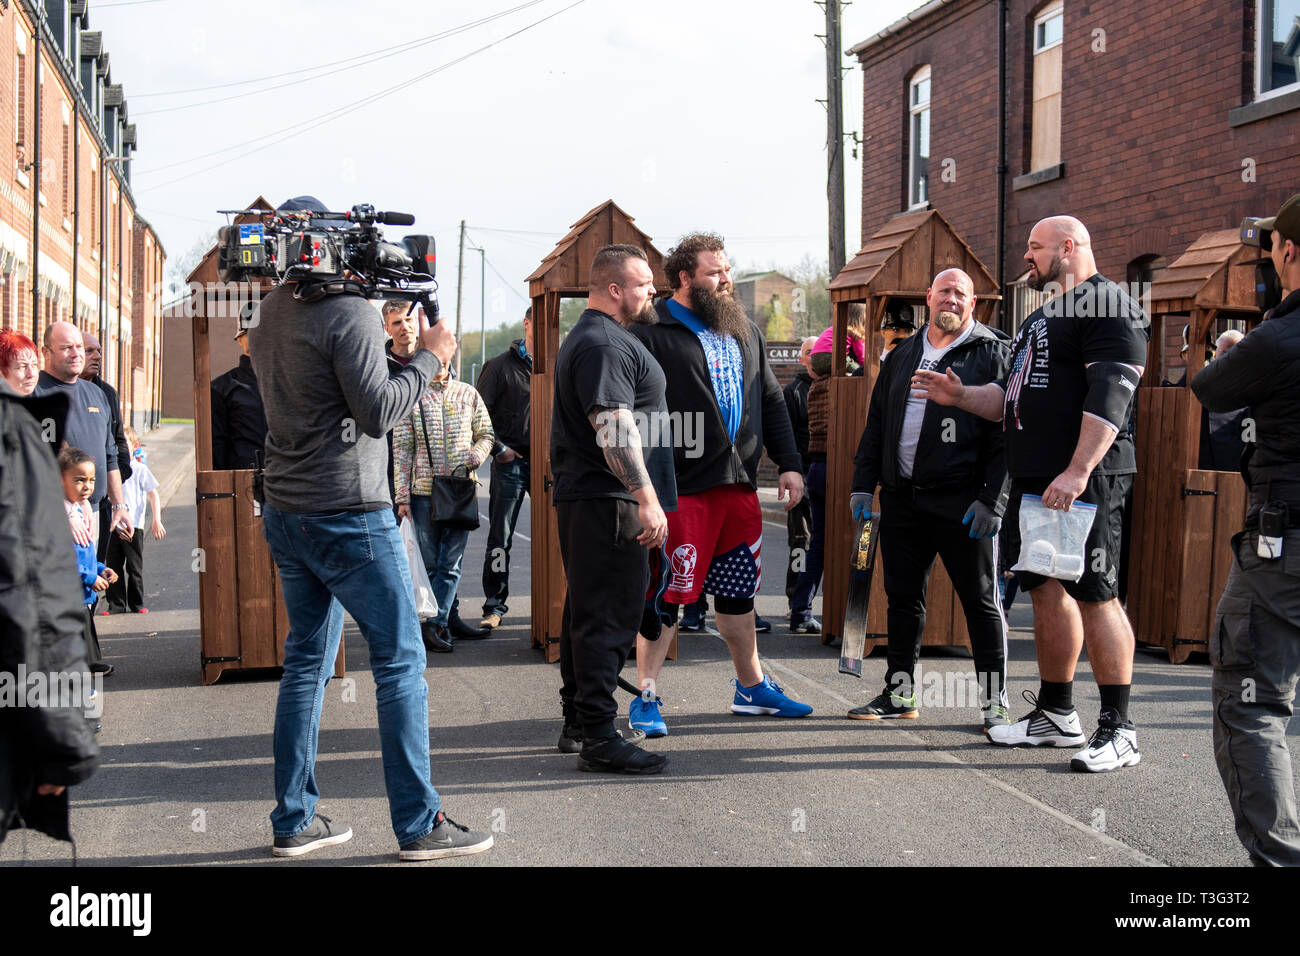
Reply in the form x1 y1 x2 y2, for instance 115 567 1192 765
417 390 481 531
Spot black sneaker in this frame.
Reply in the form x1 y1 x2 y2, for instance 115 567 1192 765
89 662 114 677
754 615 772 633
449 613 491 640
557 724 647 754
678 615 705 632
421 620 453 653
578 734 668 774
398 812 494 861
272 813 353 858
847 688 919 720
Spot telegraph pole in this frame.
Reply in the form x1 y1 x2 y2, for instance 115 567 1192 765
455 219 466 379
824 0 846 278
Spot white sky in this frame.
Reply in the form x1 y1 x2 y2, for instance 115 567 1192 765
93 0 922 333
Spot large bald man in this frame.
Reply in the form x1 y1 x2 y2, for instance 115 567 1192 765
848 268 1012 728
914 217 1149 772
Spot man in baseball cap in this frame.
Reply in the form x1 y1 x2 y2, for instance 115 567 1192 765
1254 193 1300 252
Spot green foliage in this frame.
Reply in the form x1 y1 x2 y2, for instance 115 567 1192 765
785 254 831 340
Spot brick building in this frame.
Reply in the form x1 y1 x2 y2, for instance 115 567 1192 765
0 0 165 430
850 0 1298 382
735 270 801 338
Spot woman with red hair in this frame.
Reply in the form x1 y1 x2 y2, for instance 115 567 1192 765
0 329 39 396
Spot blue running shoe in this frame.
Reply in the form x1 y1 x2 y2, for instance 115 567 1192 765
629 695 668 737
730 676 813 717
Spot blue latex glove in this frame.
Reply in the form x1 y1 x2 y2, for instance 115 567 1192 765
850 492 873 522
962 500 1001 539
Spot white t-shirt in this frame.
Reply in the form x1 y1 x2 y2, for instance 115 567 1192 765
122 460 160 530
897 323 975 478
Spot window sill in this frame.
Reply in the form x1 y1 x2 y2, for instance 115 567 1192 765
1013 163 1065 191
15 170 30 190
1228 88 1300 127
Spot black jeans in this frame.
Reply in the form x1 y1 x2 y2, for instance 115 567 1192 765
106 528 146 612
557 497 648 739
481 457 529 617
878 488 1008 706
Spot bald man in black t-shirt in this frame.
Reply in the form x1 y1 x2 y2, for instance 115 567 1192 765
913 216 1149 774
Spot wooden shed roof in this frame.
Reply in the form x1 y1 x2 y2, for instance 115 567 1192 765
527 200 667 293
1149 228 1261 315
828 208 998 299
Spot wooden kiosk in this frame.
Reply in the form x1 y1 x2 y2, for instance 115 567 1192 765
526 201 669 663
821 209 1000 655
1126 229 1259 662
191 196 344 684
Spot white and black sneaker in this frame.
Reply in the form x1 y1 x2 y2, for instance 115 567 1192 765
1071 721 1141 773
987 690 1086 747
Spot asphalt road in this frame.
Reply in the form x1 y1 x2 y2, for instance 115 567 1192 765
4 437 1293 868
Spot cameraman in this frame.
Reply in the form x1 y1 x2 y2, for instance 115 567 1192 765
1192 193 1300 867
249 274 494 861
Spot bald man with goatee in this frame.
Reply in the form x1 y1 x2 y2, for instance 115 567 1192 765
848 268 1012 730
914 216 1150 772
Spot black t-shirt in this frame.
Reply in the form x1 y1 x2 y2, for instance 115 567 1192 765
1001 273 1149 478
550 310 677 509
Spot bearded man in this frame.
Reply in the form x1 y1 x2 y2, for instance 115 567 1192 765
627 232 810 737
848 269 1013 730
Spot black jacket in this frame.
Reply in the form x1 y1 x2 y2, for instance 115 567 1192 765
88 375 131 483
853 321 1011 520
783 371 812 471
0 381 99 845
1193 287 1300 515
210 355 268 471
630 300 801 495
476 340 531 459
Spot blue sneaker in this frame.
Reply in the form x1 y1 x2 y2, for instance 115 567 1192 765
629 695 668 737
730 676 813 717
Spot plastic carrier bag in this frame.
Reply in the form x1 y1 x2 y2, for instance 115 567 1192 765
399 516 439 620
1009 494 1098 583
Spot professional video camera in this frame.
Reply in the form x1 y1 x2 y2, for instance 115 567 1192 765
216 202 440 318
1239 216 1283 314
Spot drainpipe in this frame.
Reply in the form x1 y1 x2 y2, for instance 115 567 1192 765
995 0 1008 328
30 16 42 341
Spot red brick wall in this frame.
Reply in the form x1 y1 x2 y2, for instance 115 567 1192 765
856 0 1295 363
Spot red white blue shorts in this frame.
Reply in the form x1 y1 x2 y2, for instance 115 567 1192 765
661 484 763 605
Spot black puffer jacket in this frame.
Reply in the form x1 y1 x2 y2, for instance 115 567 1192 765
1193 287 1300 516
853 321 1011 521
631 300 801 495
0 381 99 845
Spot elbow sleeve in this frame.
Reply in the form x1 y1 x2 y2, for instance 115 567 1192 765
1083 362 1141 431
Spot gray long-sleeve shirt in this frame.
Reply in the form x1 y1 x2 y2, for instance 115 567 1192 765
34 373 118 510
248 285 440 513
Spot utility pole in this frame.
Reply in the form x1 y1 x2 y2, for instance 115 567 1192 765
455 219 466 379
824 0 846 278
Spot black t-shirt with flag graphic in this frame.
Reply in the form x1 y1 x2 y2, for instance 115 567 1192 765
1000 273 1149 479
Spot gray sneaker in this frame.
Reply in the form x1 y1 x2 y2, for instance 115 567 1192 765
272 813 353 858
398 813 494 861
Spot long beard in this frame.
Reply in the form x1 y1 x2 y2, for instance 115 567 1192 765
688 283 751 342
934 310 962 333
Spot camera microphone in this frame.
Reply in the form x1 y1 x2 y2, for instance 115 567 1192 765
379 211 416 226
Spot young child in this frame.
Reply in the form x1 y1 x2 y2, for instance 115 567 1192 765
104 426 166 614
60 446 117 676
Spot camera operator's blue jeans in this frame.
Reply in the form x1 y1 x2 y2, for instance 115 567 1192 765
408 495 471 629
262 504 440 846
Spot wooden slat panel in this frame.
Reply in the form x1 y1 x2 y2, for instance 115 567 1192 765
1174 469 1217 659
1126 388 1153 638
1148 389 1177 646
233 469 277 668
1159 390 1192 647
197 469 237 684
1208 472 1247 640
898 221 933 293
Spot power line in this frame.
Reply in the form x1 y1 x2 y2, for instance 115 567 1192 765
132 1 546 114
136 0 588 189
462 230 531 304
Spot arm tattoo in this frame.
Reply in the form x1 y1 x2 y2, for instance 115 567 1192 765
588 407 650 494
